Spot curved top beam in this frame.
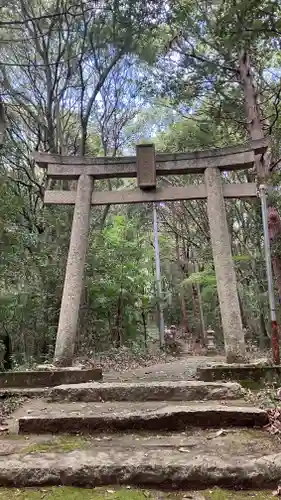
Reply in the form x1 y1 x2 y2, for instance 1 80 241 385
32 137 268 179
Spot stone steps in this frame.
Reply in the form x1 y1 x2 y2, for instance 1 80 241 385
5 369 272 491
0 444 280 489
18 400 267 434
48 380 245 402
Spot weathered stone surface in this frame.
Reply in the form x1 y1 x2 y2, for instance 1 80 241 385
2 428 280 459
197 364 281 384
18 403 268 434
36 364 89 371
0 447 280 488
205 167 246 363
54 173 94 367
0 387 49 398
0 368 102 388
48 380 245 403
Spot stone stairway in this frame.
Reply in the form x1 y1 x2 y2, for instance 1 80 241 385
2 378 280 490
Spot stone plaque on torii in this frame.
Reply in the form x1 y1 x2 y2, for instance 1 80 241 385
33 138 268 366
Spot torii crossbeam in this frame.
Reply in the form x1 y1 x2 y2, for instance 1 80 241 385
33 138 268 366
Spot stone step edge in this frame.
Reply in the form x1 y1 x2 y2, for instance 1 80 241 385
0 449 280 488
18 405 267 434
0 387 50 398
48 380 245 402
196 365 281 384
0 368 102 389
0 380 242 401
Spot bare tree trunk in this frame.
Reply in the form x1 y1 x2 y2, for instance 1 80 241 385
142 305 148 349
240 50 280 363
195 261 206 346
260 312 270 349
175 228 189 333
191 283 201 338
115 290 123 348
0 97 7 148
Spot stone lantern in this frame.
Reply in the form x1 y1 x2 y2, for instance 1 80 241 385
206 327 216 353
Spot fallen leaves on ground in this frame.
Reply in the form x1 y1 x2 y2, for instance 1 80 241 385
273 485 281 496
246 387 280 409
276 388 281 400
264 408 281 437
206 428 228 440
75 346 180 373
0 395 27 428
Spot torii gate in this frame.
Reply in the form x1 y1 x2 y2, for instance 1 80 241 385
33 138 268 366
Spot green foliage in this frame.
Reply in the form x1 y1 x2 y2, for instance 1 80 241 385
1 0 281 361
78 214 157 349
182 268 217 287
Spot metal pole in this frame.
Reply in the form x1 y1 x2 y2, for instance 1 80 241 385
260 184 280 364
153 203 165 347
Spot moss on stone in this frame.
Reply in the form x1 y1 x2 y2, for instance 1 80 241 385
2 433 24 440
0 488 277 499
0 487 150 499
204 488 275 499
21 435 90 454
238 379 264 390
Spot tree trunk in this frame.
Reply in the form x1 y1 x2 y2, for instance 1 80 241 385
175 229 190 333
260 312 270 349
240 50 280 360
195 261 206 346
142 307 147 349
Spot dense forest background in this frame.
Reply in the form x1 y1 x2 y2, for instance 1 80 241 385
1 0 281 364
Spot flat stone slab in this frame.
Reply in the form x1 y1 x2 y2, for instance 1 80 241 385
0 369 102 388
18 400 268 434
197 364 281 385
0 387 50 398
48 380 245 403
2 428 279 458
0 446 280 488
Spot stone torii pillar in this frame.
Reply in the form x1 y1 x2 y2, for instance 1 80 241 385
205 167 246 363
54 174 93 366
53 145 156 366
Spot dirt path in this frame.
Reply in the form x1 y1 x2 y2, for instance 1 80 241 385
104 355 225 382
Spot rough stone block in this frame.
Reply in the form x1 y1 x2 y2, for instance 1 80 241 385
48 380 245 403
197 363 281 386
0 447 280 489
18 404 268 434
0 368 102 388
